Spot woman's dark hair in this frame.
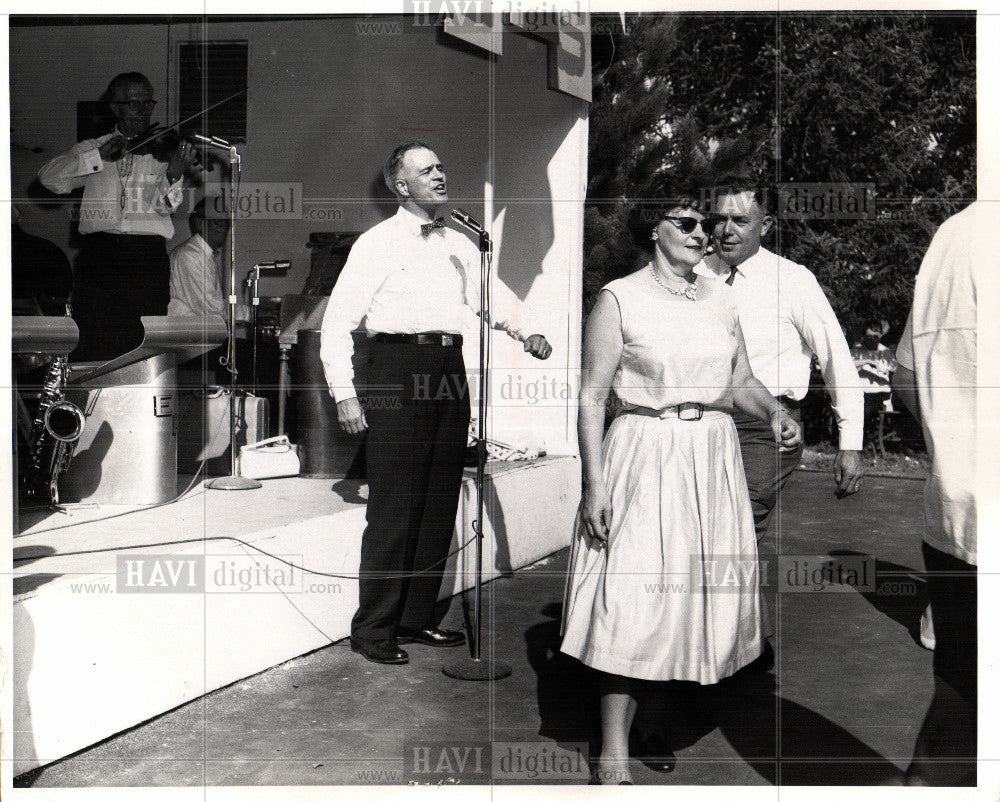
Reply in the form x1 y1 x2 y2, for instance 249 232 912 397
626 176 703 251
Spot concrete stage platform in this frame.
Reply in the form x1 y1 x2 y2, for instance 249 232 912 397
11 455 580 776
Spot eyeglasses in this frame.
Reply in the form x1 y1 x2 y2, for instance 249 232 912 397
660 215 713 235
112 100 157 112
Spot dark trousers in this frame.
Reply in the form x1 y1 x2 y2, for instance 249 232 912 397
922 541 977 709
350 341 471 644
730 405 805 543
72 232 170 360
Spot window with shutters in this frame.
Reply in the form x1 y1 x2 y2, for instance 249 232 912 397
178 40 248 142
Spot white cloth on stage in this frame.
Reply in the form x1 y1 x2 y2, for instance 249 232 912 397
560 273 764 683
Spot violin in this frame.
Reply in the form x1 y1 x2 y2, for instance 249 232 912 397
103 125 212 171
101 88 245 171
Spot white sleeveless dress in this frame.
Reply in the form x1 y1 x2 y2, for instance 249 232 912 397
560 272 763 683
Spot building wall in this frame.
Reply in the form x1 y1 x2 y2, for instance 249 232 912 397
9 16 586 454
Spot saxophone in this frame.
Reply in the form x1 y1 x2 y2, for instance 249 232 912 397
22 351 86 507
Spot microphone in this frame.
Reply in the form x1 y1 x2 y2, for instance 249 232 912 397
255 260 291 270
450 209 489 239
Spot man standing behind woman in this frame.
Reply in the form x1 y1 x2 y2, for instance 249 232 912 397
560 183 802 784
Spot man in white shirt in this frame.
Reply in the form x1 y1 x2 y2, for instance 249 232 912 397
320 141 551 665
892 202 983 786
695 178 864 674
168 198 249 384
698 179 865 539
38 71 199 359
168 198 249 327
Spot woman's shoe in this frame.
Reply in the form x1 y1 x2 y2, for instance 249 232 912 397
635 732 676 773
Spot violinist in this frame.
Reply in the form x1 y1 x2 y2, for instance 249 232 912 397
38 71 201 359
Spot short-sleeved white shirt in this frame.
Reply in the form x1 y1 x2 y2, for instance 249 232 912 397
896 202 986 565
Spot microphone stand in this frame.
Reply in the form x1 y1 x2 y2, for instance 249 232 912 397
246 266 263 395
207 138 261 491
443 224 512 682
245 261 290 393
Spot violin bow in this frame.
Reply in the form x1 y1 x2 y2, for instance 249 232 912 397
125 87 248 155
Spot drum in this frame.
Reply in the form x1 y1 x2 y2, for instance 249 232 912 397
293 329 367 478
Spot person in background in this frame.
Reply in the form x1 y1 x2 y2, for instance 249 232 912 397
168 197 251 385
852 319 898 449
696 174 865 671
168 197 249 327
892 201 983 786
38 71 199 359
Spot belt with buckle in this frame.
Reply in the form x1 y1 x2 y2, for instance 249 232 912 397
675 402 705 421
372 332 463 347
629 403 732 421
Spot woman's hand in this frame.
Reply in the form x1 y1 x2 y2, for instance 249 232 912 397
770 408 803 452
581 482 613 544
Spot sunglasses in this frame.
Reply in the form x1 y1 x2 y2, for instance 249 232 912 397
660 215 714 235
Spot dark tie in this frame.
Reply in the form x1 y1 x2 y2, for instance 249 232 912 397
420 217 445 236
726 265 738 286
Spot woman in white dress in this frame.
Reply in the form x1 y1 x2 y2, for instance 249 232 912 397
561 192 802 784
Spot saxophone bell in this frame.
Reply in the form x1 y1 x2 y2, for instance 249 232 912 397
44 401 86 443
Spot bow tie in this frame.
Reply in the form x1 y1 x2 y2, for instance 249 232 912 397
420 217 446 236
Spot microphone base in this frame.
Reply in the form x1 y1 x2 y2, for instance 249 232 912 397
206 475 262 491
442 657 512 682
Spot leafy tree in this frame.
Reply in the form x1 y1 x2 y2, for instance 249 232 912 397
585 11 976 341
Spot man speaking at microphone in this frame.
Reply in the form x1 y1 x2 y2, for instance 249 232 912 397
320 141 552 665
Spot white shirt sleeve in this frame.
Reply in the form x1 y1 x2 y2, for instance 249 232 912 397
789 268 865 451
154 172 185 217
319 234 386 403
37 137 107 194
895 313 914 372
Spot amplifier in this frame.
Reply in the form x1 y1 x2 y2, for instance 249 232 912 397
177 388 270 476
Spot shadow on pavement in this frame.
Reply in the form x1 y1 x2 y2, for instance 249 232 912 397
525 602 904 785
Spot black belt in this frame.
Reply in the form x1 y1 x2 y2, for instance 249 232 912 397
88 232 165 244
372 332 463 347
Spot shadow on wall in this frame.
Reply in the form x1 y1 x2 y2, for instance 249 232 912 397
493 86 583 301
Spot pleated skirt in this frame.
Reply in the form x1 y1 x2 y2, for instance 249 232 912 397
560 411 764 683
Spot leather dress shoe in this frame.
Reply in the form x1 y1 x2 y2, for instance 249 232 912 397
635 733 676 773
350 639 409 664
396 626 466 647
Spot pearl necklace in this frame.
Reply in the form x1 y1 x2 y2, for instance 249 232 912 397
649 263 697 301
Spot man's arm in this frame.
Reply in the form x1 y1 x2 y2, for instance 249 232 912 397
37 137 110 194
460 243 551 359
891 313 919 423
790 268 865 495
319 234 385 432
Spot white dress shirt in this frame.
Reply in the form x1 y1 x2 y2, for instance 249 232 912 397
895 202 985 564
167 232 249 326
697 246 864 450
320 206 532 403
38 130 184 237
